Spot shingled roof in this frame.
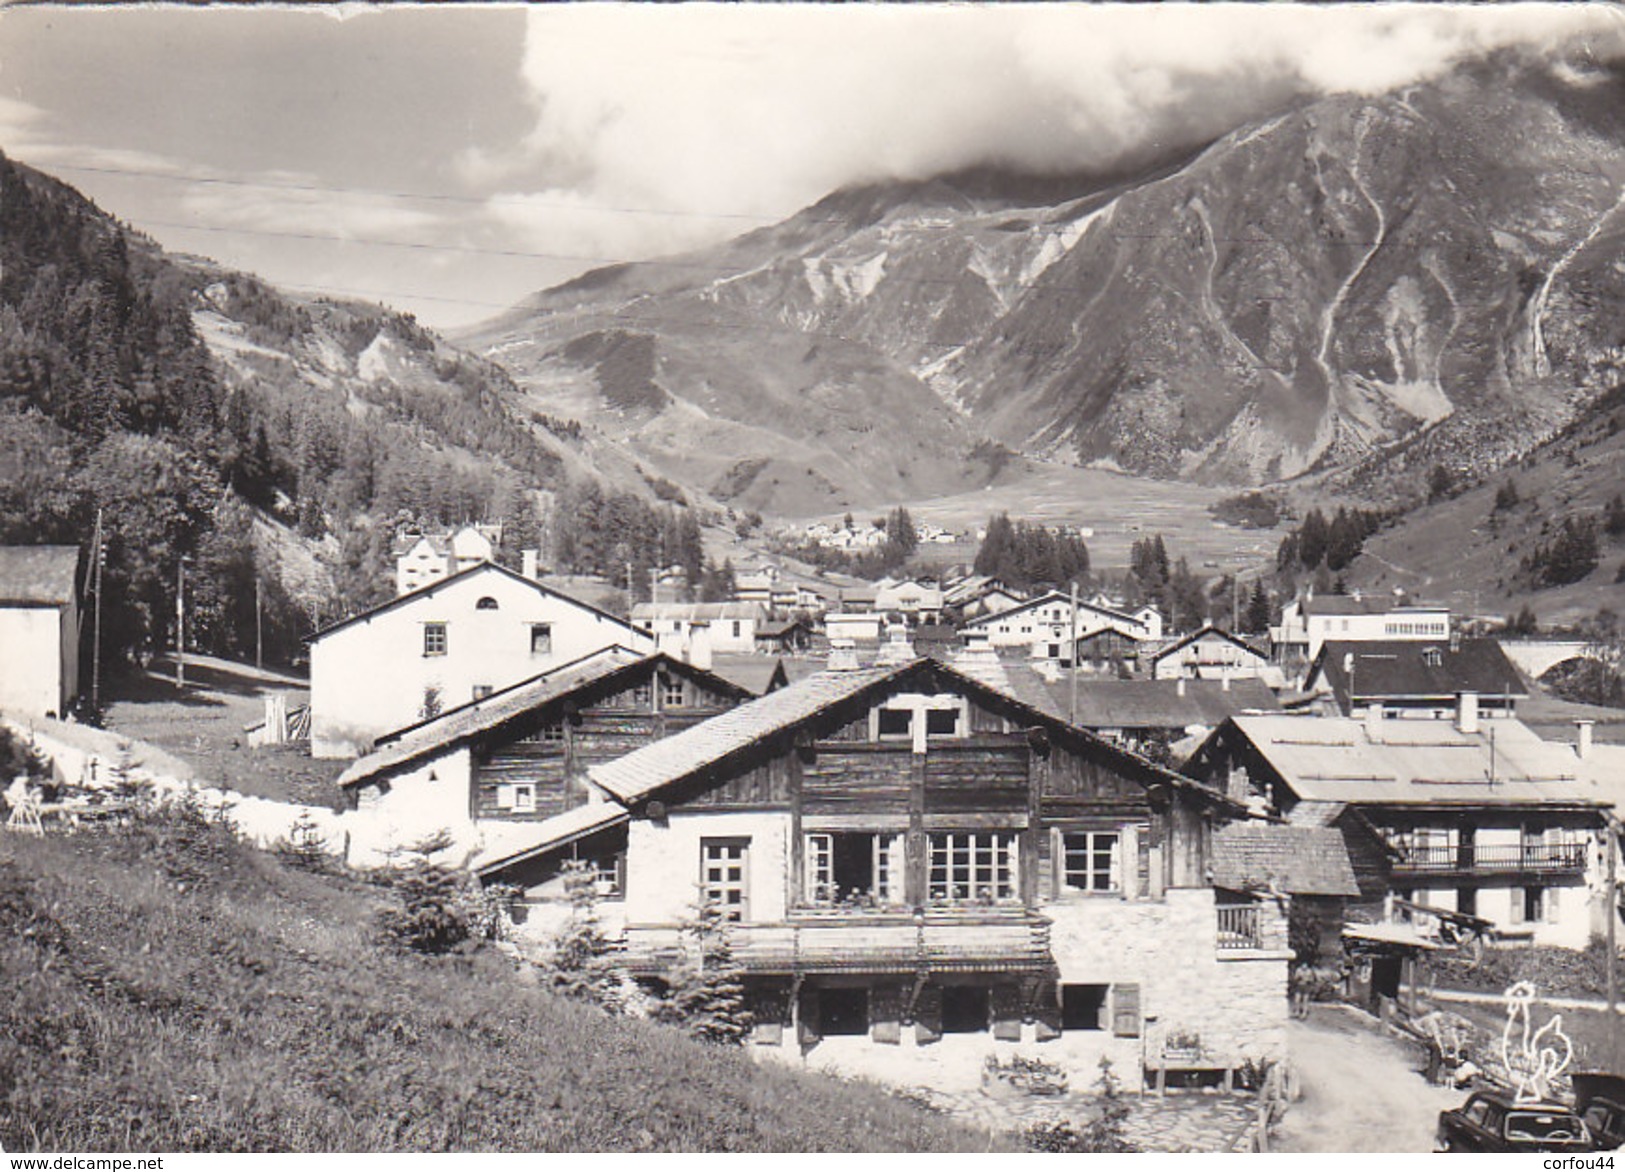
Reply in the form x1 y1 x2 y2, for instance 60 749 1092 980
0 545 79 606
336 647 754 790
1215 822 1365 897
1012 674 1281 729
1225 714 1607 809
1211 822 1360 897
1308 639 1526 712
589 656 1244 812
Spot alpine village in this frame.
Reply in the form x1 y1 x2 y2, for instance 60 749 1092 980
4 12 1625 1158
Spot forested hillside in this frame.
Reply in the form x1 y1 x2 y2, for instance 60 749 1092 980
0 154 699 685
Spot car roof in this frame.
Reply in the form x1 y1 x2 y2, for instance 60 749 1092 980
1471 1091 1578 1112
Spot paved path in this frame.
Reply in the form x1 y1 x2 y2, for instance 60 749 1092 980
1273 1004 1463 1152
906 1082 1258 1151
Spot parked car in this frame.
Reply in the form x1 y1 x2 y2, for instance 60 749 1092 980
1575 1073 1625 1151
1437 1090 1594 1152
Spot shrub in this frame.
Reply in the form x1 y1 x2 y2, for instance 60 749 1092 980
544 862 624 1009
127 789 240 888
1020 1058 1136 1152
272 808 337 874
652 899 751 1045
0 725 48 783
377 861 471 955
983 1053 1068 1096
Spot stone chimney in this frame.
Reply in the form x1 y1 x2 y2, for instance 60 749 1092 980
828 637 861 672
1220 674 1230 692
1456 690 1479 735
951 629 1010 691
1364 703 1384 745
1576 719 1595 761
687 621 713 672
521 548 540 581
1176 676 1186 698
876 621 915 666
657 629 685 659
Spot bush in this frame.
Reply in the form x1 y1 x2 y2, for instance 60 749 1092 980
127 789 240 888
544 862 624 1009
651 899 751 1045
1020 1058 1136 1152
377 861 472 955
0 725 48 783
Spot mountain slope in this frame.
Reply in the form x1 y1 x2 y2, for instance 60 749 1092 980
469 50 1625 500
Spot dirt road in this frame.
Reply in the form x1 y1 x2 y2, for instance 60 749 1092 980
1274 1004 1464 1152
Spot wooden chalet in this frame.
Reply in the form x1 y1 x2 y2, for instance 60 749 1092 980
338 646 758 871
493 654 1293 1087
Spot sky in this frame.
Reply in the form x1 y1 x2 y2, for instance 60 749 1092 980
2 3 1622 330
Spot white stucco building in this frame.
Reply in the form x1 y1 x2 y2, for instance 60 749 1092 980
309 561 654 758
0 545 80 721
1272 593 1452 663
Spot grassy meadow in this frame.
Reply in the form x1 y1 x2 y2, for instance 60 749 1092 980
0 817 992 1153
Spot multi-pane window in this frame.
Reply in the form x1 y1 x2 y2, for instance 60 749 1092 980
876 708 912 739
1062 831 1121 893
928 833 1018 903
512 783 536 813
662 677 685 707
632 681 653 706
472 684 493 701
530 624 553 655
702 838 750 921
805 833 898 905
423 623 447 657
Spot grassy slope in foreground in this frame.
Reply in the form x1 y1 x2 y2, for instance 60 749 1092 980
0 824 988 1152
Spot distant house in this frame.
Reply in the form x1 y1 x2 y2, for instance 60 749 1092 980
753 618 814 654
873 578 944 624
1271 593 1451 664
1303 639 1526 719
837 585 879 613
631 602 768 655
1149 626 1274 683
308 561 655 758
392 523 506 596
963 592 1161 663
0 545 80 720
339 647 757 869
942 574 1024 619
825 612 883 645
1183 705 1610 948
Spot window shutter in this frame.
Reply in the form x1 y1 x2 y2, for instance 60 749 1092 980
914 985 943 1046
797 985 821 1046
1034 992 1062 1042
496 783 516 810
992 985 1023 1041
1510 887 1524 923
1120 825 1139 898
1111 983 1141 1038
1547 887 1561 924
871 983 905 1045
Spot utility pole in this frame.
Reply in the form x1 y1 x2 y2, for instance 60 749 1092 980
255 576 264 672
176 556 187 691
91 507 104 715
1069 579 1079 725
625 560 634 615
1608 815 1619 1067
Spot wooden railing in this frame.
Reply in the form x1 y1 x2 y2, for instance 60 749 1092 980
1215 904 1263 951
620 909 1053 974
1394 842 1588 874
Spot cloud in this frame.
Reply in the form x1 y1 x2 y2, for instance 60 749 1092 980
490 2 1625 264
178 181 446 241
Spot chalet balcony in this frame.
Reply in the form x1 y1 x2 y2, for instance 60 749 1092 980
1215 903 1263 951
1392 842 1588 877
621 908 1054 977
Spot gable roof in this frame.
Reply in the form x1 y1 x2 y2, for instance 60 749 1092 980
0 545 79 606
1308 639 1526 710
1013 676 1282 729
1285 801 1402 857
1149 625 1268 664
336 648 753 790
963 590 1142 630
309 560 652 644
706 654 789 696
1210 822 1361 897
1223 714 1607 809
588 656 1242 813
471 801 628 878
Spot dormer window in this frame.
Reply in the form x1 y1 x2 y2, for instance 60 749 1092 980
476 596 499 611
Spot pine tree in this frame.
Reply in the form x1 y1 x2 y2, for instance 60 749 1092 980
1245 579 1272 635
655 898 751 1045
548 860 622 1009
